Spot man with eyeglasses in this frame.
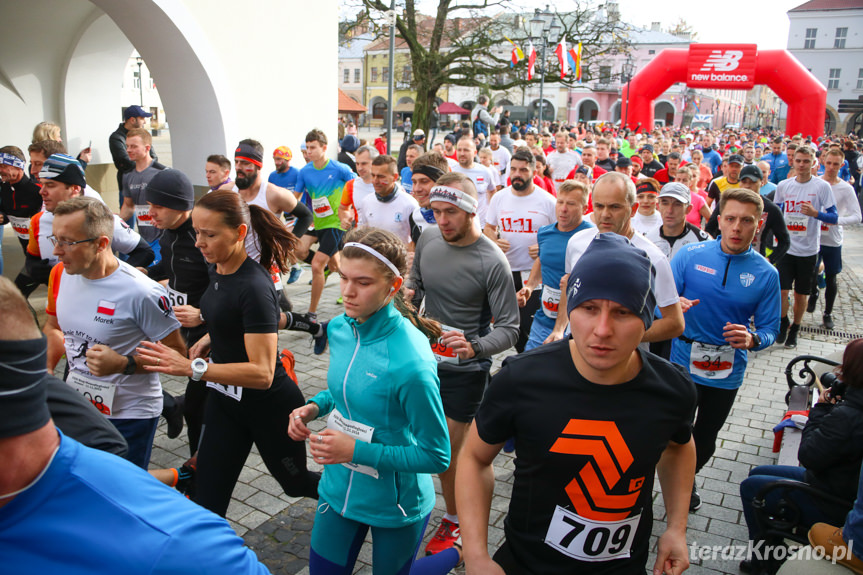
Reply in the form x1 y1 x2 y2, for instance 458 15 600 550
42 196 185 470
21 154 153 297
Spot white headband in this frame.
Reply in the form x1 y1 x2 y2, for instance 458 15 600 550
344 242 402 278
429 185 478 215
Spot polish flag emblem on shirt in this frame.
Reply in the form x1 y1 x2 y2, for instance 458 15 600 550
97 300 116 316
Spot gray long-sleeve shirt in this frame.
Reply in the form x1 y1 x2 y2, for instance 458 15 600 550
408 227 519 372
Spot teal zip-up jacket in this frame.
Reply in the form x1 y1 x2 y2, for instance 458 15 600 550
308 302 450 528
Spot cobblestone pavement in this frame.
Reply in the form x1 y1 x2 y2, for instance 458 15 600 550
133 224 863 574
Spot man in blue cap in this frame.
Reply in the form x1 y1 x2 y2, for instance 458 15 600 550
458 233 697 575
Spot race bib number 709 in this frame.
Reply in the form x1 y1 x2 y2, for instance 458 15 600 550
544 505 640 562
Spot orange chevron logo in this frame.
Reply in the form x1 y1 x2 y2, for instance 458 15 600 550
549 419 644 521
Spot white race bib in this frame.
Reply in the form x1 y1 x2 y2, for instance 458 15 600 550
135 205 154 227
327 409 378 478
67 370 116 416
207 381 243 401
270 265 284 292
431 324 463 364
8 215 30 240
312 196 334 218
689 341 735 379
519 270 539 289
785 213 808 237
166 285 187 307
544 505 640 562
541 285 562 319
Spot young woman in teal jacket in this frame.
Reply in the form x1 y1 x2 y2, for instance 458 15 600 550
288 227 461 575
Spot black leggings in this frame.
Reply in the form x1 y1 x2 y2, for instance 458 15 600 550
193 376 319 517
512 272 540 353
693 383 739 472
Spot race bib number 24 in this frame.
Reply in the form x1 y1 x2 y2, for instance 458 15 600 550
545 505 640 562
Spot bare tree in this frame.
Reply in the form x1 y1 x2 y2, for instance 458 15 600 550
346 1 629 134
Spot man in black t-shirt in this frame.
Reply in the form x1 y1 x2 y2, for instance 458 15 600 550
458 233 697 575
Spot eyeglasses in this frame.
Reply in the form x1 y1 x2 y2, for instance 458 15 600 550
48 235 98 248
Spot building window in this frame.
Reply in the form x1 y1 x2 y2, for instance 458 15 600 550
857 68 863 90
133 70 141 89
804 28 817 49
383 67 389 83
354 68 360 83
648 49 655 55
371 67 378 82
373 101 387 119
835 27 848 49
828 68 841 90
599 65 611 84
343 68 350 83
402 65 411 83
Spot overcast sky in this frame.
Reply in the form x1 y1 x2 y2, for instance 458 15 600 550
347 0 808 50
614 0 804 49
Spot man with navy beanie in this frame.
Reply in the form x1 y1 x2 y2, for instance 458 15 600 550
458 233 698 575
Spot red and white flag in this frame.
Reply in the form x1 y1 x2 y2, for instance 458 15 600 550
554 38 568 79
527 42 537 80
97 300 116 316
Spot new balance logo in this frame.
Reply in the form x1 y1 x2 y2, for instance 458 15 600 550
700 50 743 72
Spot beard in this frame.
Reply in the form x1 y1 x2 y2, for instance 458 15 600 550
235 167 258 190
511 176 530 191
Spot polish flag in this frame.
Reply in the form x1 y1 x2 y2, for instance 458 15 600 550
97 300 116 316
555 39 568 79
527 42 536 80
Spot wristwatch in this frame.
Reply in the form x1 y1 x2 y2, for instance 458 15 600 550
190 358 209 381
749 332 762 350
122 355 137 376
469 339 482 358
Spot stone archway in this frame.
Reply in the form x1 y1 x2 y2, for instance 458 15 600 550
576 98 599 122
654 100 675 127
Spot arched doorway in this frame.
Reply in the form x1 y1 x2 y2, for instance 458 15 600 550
825 108 838 135
654 101 675 127
530 99 555 122
459 100 476 121
610 100 621 123
848 111 863 138
576 99 599 122
370 97 388 120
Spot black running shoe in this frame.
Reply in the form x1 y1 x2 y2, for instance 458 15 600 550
776 316 790 344
690 484 702 512
824 314 835 330
785 324 799 349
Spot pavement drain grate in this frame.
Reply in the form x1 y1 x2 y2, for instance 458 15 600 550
800 325 863 340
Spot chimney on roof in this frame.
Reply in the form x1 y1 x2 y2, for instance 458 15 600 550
607 0 620 23
651 21 661 32
453 17 460 34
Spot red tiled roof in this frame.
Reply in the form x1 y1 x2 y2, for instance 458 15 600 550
790 0 863 11
338 89 366 113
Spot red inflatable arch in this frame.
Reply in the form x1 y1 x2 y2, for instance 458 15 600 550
620 44 827 138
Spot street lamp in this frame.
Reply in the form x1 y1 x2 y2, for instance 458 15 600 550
529 7 560 128
622 54 635 130
135 56 144 107
384 1 396 154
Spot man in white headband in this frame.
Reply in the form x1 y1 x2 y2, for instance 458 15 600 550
408 171 520 556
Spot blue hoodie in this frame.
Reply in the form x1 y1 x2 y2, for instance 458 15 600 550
670 239 780 390
309 302 450 528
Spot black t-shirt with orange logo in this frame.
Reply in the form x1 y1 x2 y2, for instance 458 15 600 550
475 339 696 574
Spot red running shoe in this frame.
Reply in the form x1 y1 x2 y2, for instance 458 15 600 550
425 518 460 555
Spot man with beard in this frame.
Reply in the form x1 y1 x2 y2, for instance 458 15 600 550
119 128 166 262
232 139 314 311
484 148 556 352
268 146 299 191
453 136 497 227
408 172 519 557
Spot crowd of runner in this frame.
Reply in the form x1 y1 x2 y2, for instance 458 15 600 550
2 104 863 575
